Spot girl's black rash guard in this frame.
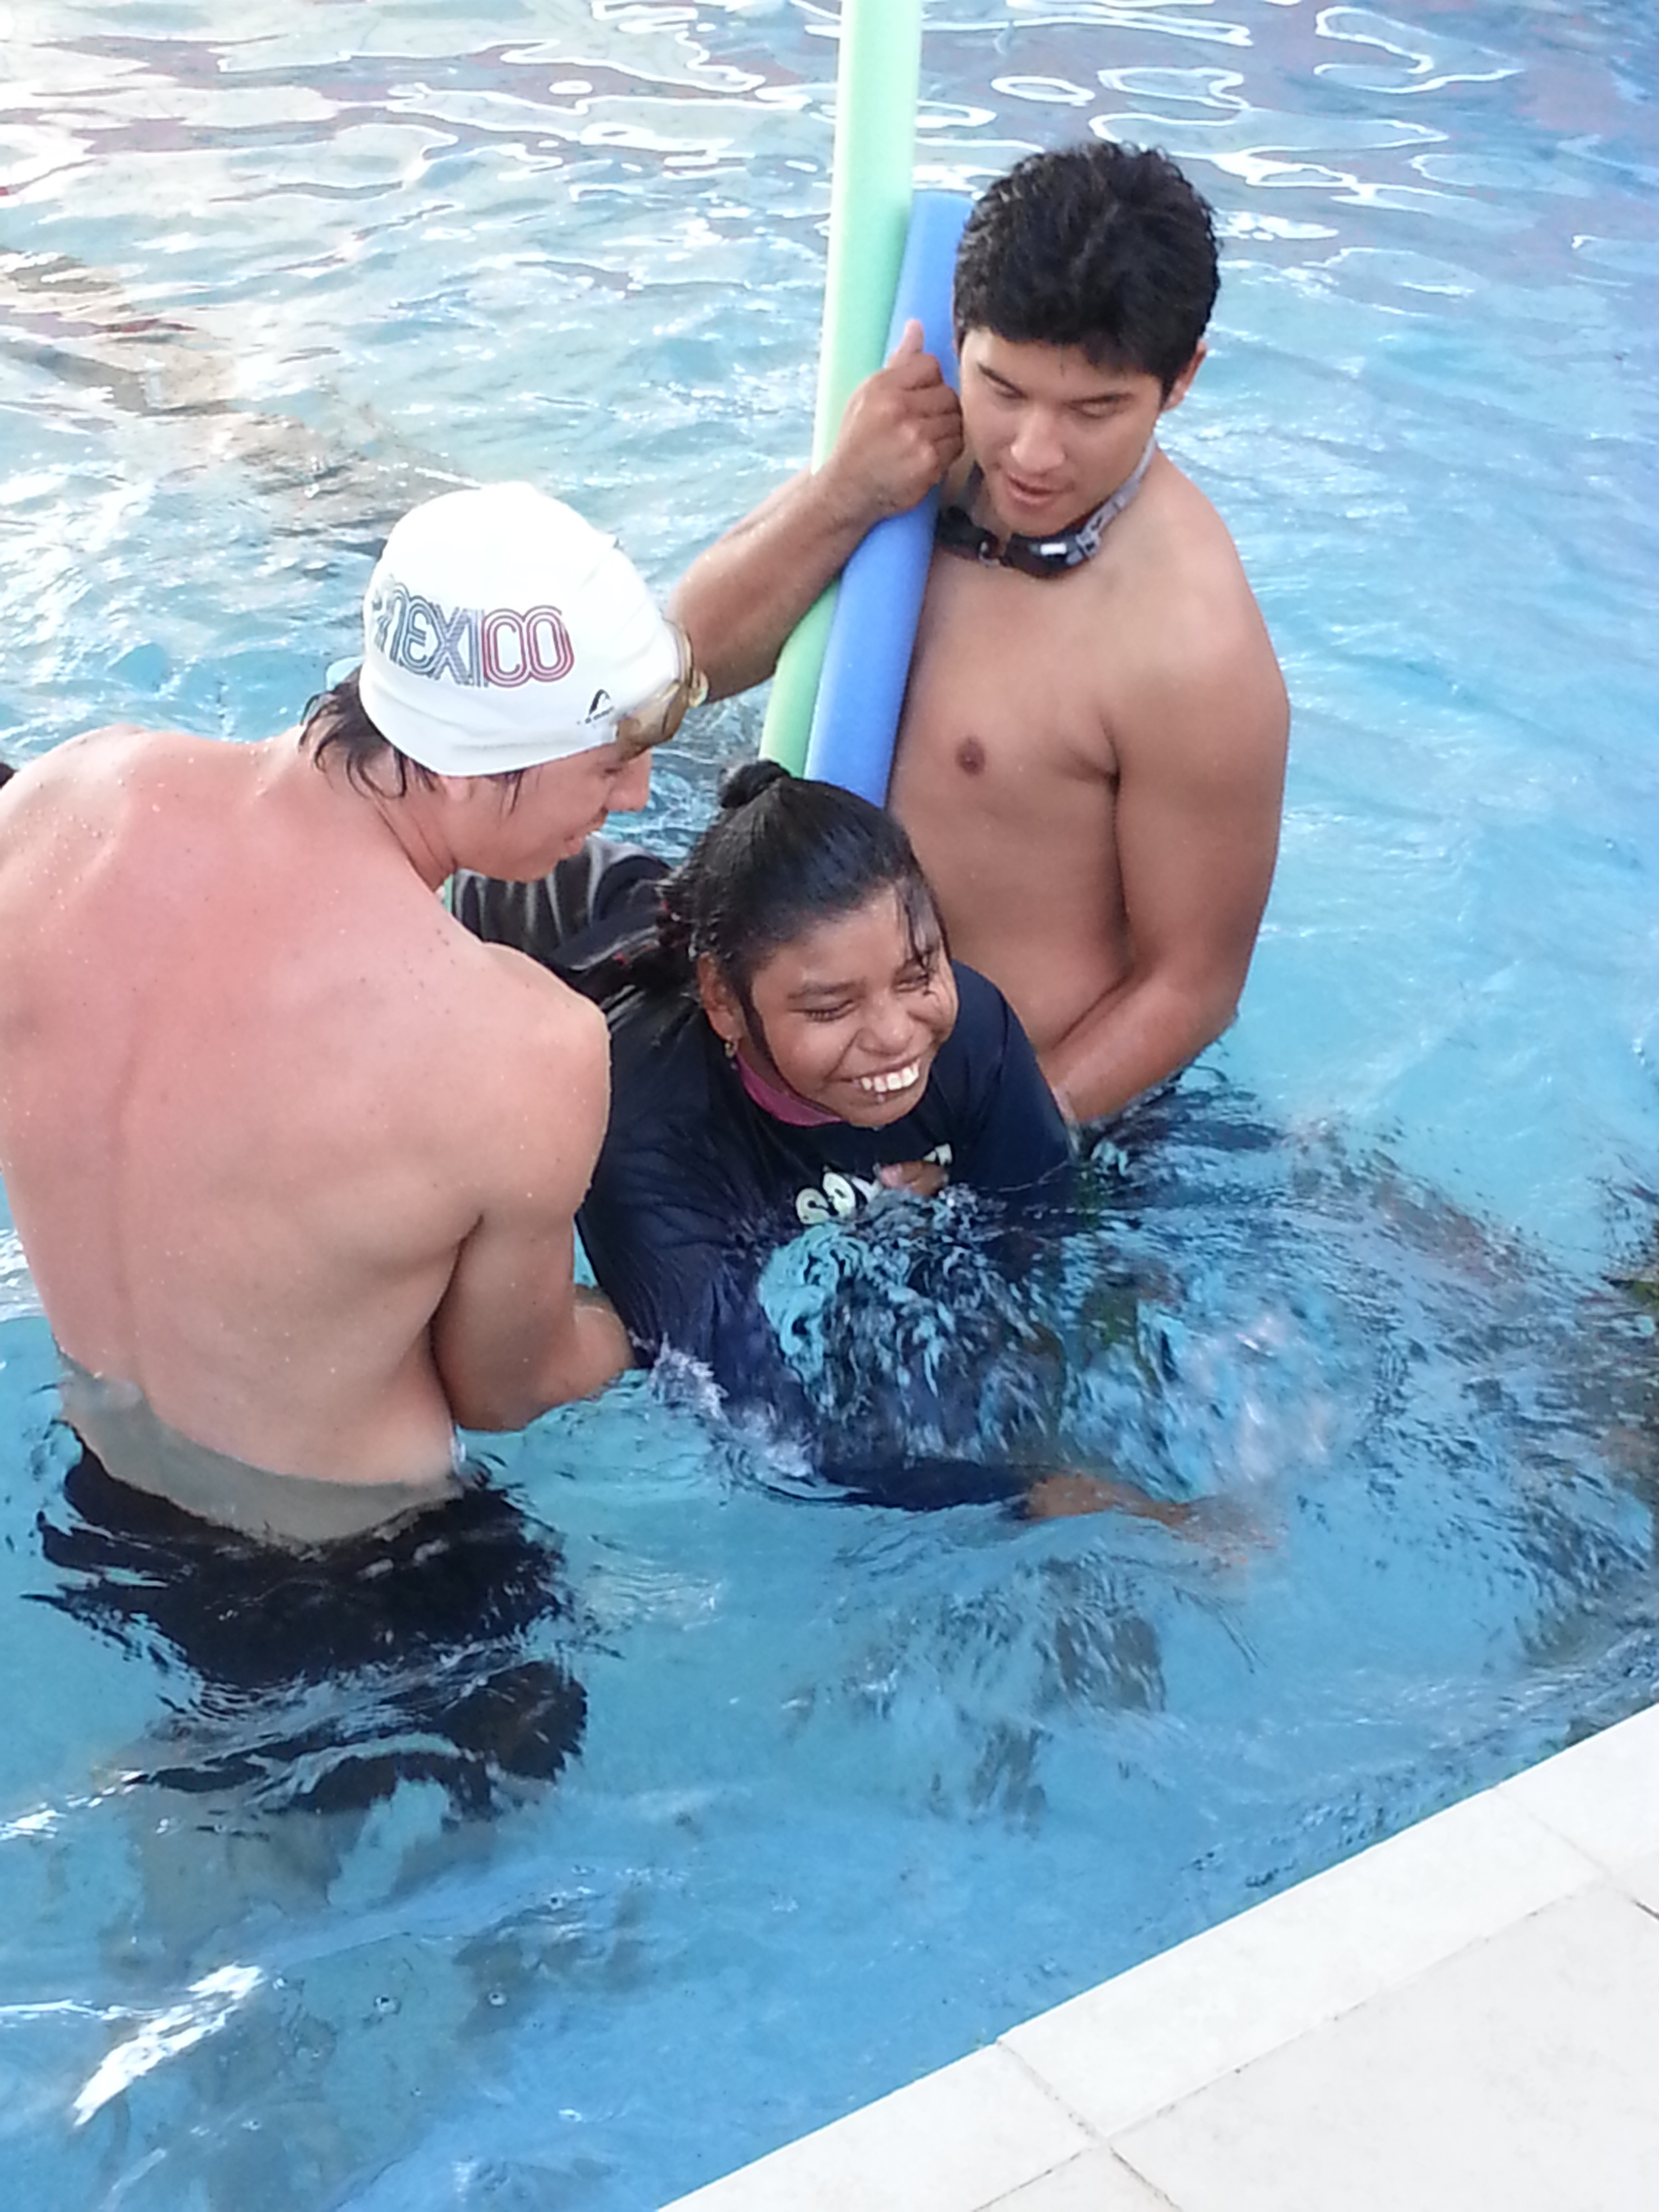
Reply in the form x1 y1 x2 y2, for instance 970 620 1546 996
453 840 1073 1413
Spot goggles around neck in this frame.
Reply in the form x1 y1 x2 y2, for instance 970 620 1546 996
935 436 1158 579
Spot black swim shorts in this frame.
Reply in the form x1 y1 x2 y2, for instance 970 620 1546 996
33 1448 588 1817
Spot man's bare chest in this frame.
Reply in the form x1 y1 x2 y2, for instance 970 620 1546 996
898 560 1125 793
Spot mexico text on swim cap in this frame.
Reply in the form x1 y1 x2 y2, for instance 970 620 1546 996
356 482 680 777
367 579 577 693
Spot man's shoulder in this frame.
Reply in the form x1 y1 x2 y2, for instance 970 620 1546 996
461 926 611 1060
1119 459 1261 618
12 722 213 797
1108 466 1286 739
431 940 611 1201
0 729 256 900
80 720 242 766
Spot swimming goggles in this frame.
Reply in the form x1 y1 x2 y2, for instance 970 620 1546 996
935 436 1158 579
613 621 708 759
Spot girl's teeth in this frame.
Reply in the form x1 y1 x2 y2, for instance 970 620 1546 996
860 1062 919 1095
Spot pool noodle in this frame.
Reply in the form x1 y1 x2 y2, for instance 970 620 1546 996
758 0 924 773
804 190 971 804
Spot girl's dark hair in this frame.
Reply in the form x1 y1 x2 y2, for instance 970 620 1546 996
954 141 1218 394
632 762 943 1016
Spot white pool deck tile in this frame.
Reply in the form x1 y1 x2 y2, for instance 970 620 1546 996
661 2046 1093 2212
1614 1845 1659 1918
1498 1700 1659 1870
978 2150 1176 2211
1113 1883 1659 2212
661 1700 1659 2211
1001 1781 1601 2140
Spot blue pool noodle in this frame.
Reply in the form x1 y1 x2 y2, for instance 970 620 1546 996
804 190 972 805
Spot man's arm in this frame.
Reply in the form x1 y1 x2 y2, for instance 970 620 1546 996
939 965 1076 1195
430 977 632 1431
670 321 963 700
1042 621 1288 1125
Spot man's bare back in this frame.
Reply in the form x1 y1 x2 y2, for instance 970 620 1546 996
0 483 699 1536
674 142 1288 1126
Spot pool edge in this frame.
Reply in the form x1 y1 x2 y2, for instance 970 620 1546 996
660 1698 1659 2209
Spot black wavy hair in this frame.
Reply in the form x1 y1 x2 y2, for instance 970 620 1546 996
632 761 943 1021
954 141 1218 393
300 668 534 802
299 668 438 798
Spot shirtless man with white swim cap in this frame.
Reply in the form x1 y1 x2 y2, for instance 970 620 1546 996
0 482 704 1540
676 142 1288 1128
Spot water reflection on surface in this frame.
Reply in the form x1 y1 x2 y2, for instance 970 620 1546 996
1 3 1658 2207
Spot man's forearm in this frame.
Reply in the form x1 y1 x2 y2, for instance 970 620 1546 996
556 1286 637 1397
516 1287 634 1418
1041 971 1239 1126
445 1289 634 1433
670 323 964 701
669 469 878 702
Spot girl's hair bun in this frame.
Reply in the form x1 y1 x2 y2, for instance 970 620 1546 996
717 758 792 813
636 762 935 1004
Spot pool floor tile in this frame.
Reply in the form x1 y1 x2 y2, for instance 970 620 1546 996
659 2045 1092 2212
1112 1881 1659 2212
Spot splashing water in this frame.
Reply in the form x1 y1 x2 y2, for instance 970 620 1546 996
1 4 1658 2207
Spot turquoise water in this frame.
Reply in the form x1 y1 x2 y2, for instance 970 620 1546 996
3 1 1658 2205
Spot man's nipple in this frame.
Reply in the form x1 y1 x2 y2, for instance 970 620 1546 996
956 735 986 777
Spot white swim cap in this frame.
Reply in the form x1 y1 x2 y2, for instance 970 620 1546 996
357 482 680 776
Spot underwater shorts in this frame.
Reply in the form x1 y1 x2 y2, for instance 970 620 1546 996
34 1448 588 1816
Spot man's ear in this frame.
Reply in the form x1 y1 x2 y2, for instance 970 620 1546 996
696 954 744 1046
1160 340 1207 414
434 770 481 809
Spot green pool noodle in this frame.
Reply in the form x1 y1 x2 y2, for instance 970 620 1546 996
760 0 924 771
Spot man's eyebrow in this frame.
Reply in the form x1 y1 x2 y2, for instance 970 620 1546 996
977 361 1128 407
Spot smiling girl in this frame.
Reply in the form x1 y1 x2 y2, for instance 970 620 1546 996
455 762 1072 1421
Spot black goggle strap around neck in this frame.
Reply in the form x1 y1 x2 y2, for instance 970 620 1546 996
935 435 1159 578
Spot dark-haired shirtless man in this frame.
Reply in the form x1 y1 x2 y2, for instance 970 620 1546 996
674 141 1288 1128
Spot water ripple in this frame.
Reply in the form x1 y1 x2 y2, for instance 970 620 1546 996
71 1965 263 2127
0 1231 41 1324
1 7 1658 2209
1315 7 1523 96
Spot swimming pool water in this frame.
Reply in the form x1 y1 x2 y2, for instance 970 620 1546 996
2 2 1658 2205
